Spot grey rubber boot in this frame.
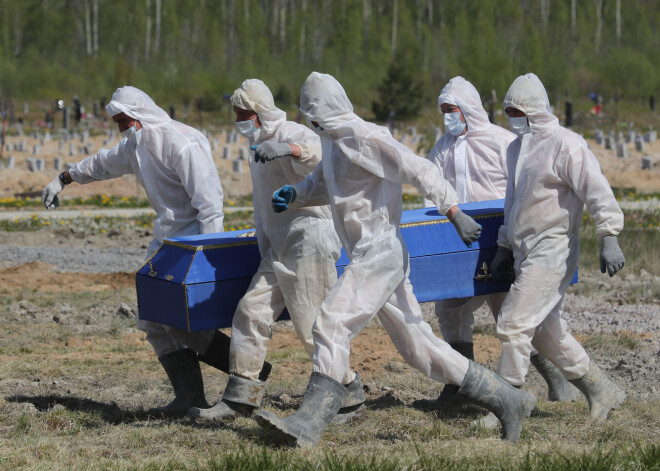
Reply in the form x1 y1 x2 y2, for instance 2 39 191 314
189 374 266 422
333 372 367 425
412 342 474 411
568 362 626 420
457 361 537 442
198 331 272 382
148 348 208 418
255 372 348 447
530 352 581 402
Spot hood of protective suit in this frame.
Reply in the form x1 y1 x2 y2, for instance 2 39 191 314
299 72 357 134
438 76 491 134
502 73 559 134
230 79 287 141
106 86 171 127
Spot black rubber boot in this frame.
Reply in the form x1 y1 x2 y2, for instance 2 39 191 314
148 348 208 418
189 374 265 422
569 362 626 420
198 331 272 381
255 372 348 447
333 372 367 424
457 361 537 442
412 342 474 411
529 352 581 402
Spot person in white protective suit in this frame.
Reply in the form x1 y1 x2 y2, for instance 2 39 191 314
414 76 579 410
489 73 626 422
41 86 272 417
254 72 538 447
188 79 365 422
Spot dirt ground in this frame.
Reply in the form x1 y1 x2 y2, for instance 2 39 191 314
0 257 657 468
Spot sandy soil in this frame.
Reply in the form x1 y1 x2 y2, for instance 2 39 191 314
1 130 659 199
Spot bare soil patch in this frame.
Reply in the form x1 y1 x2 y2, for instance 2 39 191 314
0 262 134 293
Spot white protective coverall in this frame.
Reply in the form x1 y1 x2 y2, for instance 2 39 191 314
496 73 624 385
228 79 353 383
68 86 224 357
292 72 470 386
424 76 515 344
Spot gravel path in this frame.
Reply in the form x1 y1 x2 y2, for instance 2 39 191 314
0 244 145 273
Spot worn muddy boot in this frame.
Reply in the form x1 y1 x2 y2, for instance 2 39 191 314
457 361 537 442
189 374 265 422
198 331 272 381
148 348 208 418
255 372 348 447
412 342 474 411
569 362 626 420
530 352 581 402
333 372 367 425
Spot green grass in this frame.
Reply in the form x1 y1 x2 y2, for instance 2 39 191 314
31 443 652 471
579 209 660 276
0 208 256 233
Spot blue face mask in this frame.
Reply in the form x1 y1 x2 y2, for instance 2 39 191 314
444 112 467 136
508 116 530 137
122 125 142 145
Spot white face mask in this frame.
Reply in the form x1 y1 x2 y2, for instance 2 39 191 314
508 116 530 137
236 119 258 138
444 112 467 136
122 125 142 145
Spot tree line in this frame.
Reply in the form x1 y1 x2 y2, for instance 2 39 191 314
0 0 658 119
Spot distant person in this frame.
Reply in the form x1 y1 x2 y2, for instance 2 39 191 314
189 79 364 423
41 86 259 417
73 95 82 124
650 95 656 113
414 76 578 412
488 73 626 426
255 72 536 447
564 99 573 128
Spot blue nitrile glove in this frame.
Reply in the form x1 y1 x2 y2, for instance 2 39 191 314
600 235 625 277
254 141 292 163
272 185 296 213
449 208 482 247
250 145 259 162
490 246 515 282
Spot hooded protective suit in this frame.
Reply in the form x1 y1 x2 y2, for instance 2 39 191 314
496 73 624 385
292 72 470 386
69 86 224 357
227 79 352 382
424 76 515 345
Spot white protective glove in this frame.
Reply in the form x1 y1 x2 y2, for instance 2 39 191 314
42 176 65 210
449 208 482 247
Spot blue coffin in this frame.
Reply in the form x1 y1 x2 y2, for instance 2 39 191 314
136 199 576 332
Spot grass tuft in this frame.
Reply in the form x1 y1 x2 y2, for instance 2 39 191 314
582 331 641 354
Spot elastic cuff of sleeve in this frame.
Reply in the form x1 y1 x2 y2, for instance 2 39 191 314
296 142 313 163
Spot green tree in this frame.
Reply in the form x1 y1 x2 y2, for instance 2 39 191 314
371 60 423 122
